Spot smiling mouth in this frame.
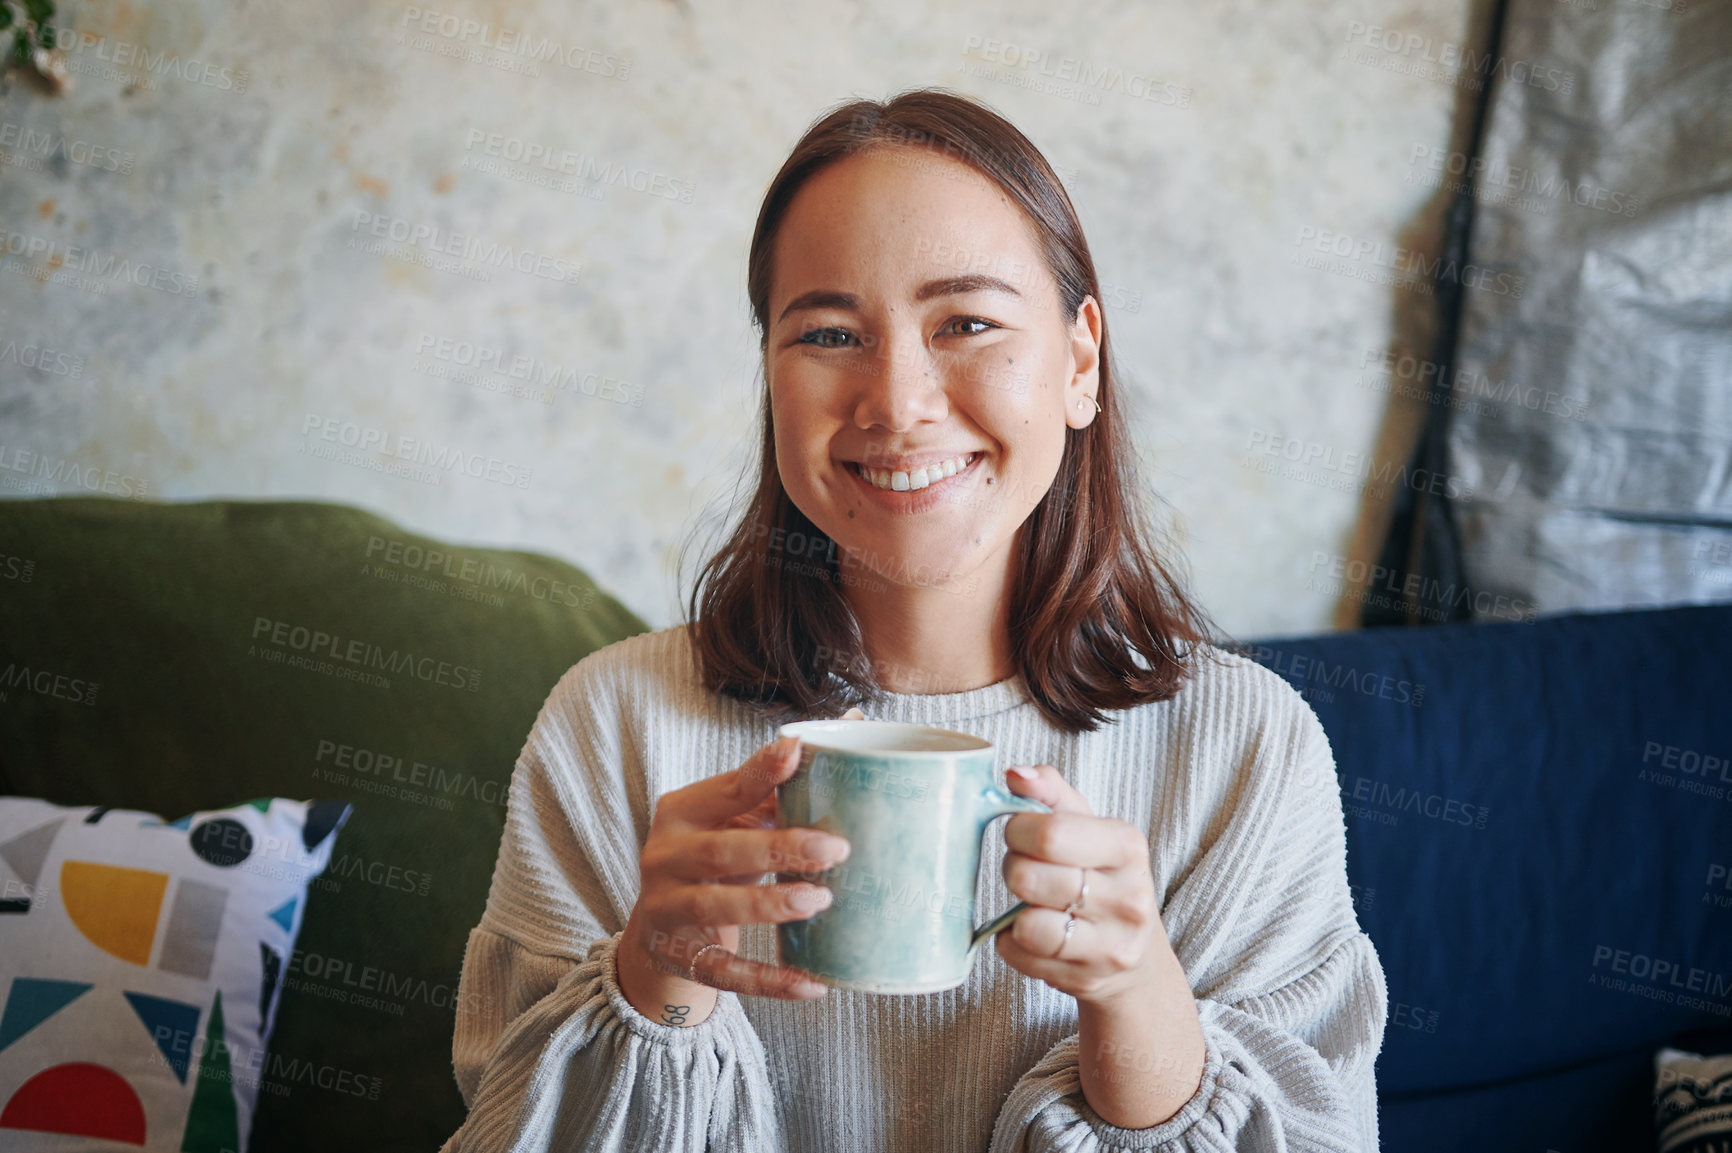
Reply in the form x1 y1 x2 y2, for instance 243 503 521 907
848 452 980 493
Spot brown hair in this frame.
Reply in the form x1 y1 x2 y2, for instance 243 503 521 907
680 87 1215 733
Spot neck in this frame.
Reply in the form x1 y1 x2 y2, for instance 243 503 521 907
838 539 1017 695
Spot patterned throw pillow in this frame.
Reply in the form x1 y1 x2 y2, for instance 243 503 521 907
0 796 351 1151
1655 1047 1732 1153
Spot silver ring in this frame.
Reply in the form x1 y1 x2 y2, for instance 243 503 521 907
1064 868 1089 916
1056 912 1076 958
686 942 726 983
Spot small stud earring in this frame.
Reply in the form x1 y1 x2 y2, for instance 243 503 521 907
1076 396 1101 413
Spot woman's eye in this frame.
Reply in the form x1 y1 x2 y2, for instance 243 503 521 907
798 327 856 349
943 317 997 337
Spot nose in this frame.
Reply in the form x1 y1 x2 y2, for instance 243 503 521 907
851 325 948 432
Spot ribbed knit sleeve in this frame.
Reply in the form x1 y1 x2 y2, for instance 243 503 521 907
987 663 1386 1152
439 654 785 1153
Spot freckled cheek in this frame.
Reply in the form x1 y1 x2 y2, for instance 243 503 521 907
771 440 810 498
775 433 841 505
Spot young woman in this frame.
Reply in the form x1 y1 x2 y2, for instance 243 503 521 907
442 89 1386 1152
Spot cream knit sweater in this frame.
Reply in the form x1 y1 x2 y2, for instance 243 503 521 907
440 625 1387 1152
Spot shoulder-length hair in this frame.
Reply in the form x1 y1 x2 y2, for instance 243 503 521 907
681 87 1214 733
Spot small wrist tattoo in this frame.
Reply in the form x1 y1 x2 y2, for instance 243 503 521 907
659 1003 691 1027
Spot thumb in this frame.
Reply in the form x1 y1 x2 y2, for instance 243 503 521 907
841 707 865 720
1005 763 1093 815
695 736 803 826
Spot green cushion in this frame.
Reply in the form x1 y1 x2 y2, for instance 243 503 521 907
0 497 647 1152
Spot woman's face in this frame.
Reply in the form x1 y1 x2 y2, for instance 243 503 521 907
765 144 1101 596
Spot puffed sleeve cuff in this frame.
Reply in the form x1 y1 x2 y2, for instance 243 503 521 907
989 1025 1226 1152
990 1001 1369 1152
446 930 782 1153
589 930 755 1047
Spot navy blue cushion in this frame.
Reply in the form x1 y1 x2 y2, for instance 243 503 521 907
1247 605 1732 1150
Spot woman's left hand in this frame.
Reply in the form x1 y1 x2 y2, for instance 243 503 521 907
995 764 1167 1008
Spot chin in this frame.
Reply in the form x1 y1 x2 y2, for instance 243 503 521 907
841 535 980 584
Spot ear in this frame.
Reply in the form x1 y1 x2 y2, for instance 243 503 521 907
1065 294 1103 429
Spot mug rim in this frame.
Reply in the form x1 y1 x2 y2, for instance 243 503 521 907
778 719 991 754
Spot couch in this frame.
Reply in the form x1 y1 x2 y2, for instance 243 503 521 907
1246 607 1732 1149
0 497 646 1153
1 496 1726 1151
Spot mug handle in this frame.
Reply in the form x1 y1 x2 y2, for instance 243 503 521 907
967 784 1051 957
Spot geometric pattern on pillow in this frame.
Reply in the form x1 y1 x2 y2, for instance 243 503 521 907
1655 1046 1732 1153
0 796 350 1151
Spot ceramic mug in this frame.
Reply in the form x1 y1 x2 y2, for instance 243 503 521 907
773 719 1050 994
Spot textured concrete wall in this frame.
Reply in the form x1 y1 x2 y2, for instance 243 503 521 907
1 0 1478 639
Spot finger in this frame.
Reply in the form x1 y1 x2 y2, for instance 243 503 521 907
649 876 837 928
646 931 828 1001
1003 851 1112 913
664 736 804 829
840 707 865 720
723 790 781 831
1004 763 1093 815
693 946 830 1001
994 906 1095 977
647 827 851 882
1001 809 1137 870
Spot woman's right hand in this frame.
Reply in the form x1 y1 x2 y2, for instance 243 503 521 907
618 723 856 1015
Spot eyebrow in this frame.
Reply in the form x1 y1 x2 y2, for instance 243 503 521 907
775 274 1023 325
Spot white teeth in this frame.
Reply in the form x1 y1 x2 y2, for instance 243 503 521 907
858 453 974 492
